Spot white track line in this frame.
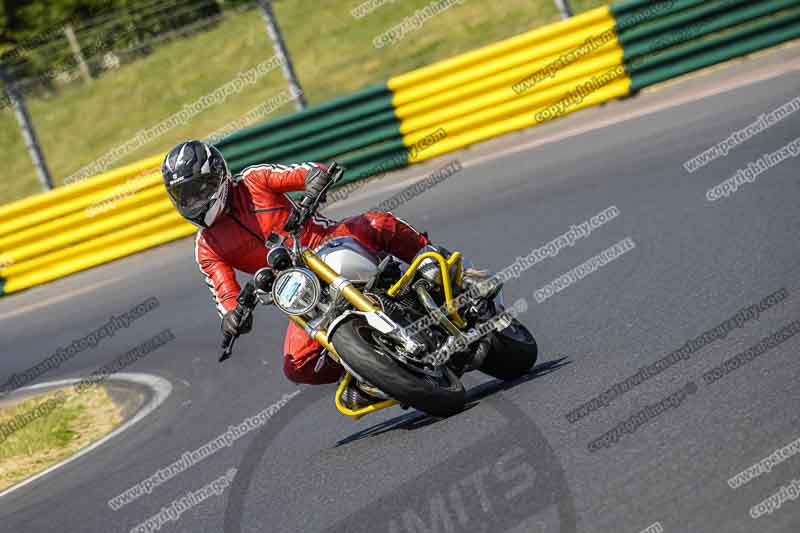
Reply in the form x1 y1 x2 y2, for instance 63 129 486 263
0 372 172 499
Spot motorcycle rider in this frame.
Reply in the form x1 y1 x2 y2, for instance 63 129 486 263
162 140 488 409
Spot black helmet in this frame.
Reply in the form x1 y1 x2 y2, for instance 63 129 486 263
162 140 232 228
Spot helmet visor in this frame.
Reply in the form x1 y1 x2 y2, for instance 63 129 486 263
170 176 222 217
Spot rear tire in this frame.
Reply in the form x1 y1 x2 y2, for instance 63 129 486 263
331 317 465 417
479 319 538 380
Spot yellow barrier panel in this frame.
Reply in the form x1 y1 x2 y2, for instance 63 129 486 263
388 6 611 92
0 171 164 239
395 34 620 120
0 154 164 225
0 196 175 267
401 48 624 140
1 211 190 278
3 217 195 294
392 16 617 108
0 185 167 251
411 77 632 164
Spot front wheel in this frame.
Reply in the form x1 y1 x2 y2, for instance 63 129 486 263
331 317 465 417
479 319 538 380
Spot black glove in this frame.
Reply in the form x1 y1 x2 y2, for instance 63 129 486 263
222 308 253 338
303 166 331 203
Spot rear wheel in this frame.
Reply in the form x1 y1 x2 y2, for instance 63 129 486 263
479 319 538 380
331 317 465 417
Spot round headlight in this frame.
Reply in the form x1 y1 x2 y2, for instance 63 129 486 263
271 268 321 316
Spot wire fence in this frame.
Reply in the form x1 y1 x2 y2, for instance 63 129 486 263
1 0 238 98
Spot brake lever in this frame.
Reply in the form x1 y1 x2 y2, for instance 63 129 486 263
219 332 236 362
283 206 305 233
218 281 257 362
219 306 253 362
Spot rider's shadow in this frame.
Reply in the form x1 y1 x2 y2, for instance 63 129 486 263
335 356 571 447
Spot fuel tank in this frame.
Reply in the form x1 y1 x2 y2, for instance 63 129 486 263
315 237 379 282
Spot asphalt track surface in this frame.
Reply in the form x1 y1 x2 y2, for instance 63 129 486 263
1 50 799 533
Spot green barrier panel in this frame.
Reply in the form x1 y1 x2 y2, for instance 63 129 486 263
338 139 407 169
283 142 409 202
622 0 800 60
228 124 404 172
254 111 399 163
617 0 753 45
219 93 396 161
0 278 4 297
216 83 391 147
628 11 800 91
285 124 403 165
612 0 706 31
341 145 410 181
221 108 398 163
611 0 672 13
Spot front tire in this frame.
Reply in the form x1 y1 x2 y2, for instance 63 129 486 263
331 317 465 417
479 319 538 380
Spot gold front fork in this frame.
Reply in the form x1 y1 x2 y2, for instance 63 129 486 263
289 315 339 362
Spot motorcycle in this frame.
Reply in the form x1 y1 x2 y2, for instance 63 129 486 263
219 162 538 419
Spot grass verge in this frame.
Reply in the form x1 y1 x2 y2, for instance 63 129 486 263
0 385 123 492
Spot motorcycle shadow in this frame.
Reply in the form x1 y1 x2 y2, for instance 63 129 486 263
335 356 571 447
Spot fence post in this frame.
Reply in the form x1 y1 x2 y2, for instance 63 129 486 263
553 0 573 19
256 0 307 110
64 23 93 84
0 65 54 191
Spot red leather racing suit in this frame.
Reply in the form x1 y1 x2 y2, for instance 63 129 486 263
194 163 430 384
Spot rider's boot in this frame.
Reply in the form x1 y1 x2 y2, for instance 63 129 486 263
462 267 503 300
